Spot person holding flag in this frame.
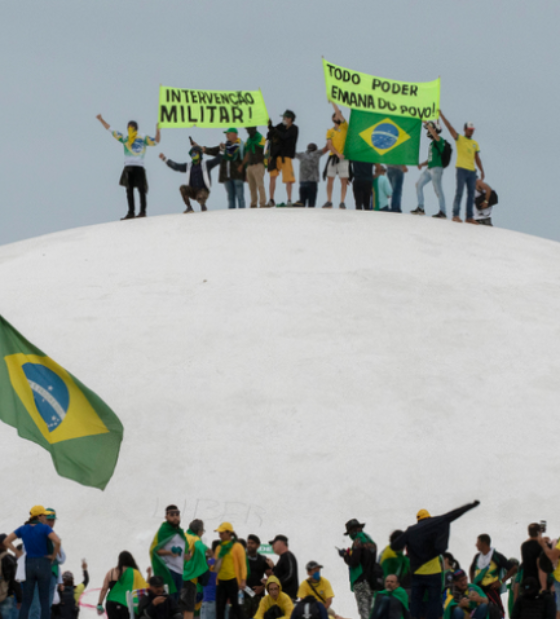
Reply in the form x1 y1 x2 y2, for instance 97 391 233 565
149 505 187 601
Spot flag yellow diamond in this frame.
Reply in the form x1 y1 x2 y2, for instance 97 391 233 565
359 118 411 155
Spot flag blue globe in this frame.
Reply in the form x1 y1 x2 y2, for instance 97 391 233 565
371 123 399 150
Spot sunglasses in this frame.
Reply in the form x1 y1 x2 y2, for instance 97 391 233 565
167 511 180 516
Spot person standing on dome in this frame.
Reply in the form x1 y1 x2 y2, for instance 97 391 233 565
322 102 350 209
439 110 485 224
267 110 299 206
96 114 160 220
411 120 447 218
159 144 223 213
212 522 246 619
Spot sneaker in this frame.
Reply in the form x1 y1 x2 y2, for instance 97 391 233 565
452 216 462 223
183 206 195 214
200 205 207 212
322 201 333 208
465 218 479 225
267 199 275 207
410 207 425 215
120 213 135 220
250 204 258 208
432 211 447 219
286 200 293 207
339 202 346 209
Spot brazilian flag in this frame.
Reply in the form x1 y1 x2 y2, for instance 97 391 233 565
344 110 421 165
0 315 123 490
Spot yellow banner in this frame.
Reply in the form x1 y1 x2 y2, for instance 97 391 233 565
323 59 440 120
158 86 269 128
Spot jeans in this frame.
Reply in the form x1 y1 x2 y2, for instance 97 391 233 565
387 167 404 212
452 167 477 219
416 167 446 214
225 179 246 209
410 573 442 619
0 596 17 619
20 557 52 619
200 600 217 619
169 570 183 602
299 181 318 207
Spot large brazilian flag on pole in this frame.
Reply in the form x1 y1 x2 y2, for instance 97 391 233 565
344 110 422 165
0 316 123 490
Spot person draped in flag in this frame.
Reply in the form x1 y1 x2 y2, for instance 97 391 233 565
97 551 148 618
96 114 160 220
213 522 247 619
370 574 410 619
240 127 268 208
379 531 411 590
149 505 187 602
180 519 208 620
443 569 489 619
469 534 517 618
160 144 223 213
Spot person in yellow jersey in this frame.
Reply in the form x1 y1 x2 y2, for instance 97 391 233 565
322 102 350 209
537 530 560 618
212 522 246 619
391 500 480 619
297 561 334 612
439 110 485 224
253 575 294 619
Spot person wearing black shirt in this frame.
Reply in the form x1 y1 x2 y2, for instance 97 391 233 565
267 110 299 206
138 576 182 619
511 577 556 619
270 535 299 600
243 534 273 618
521 524 544 581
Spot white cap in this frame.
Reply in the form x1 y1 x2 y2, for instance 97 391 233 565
465 122 475 129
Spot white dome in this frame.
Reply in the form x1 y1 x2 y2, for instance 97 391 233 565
1 209 559 616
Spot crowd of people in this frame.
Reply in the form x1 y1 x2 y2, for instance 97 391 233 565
95 104 498 226
1 502 559 619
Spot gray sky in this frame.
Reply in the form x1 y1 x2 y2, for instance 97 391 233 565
1 0 559 245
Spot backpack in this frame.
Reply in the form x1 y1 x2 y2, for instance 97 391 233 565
291 595 326 619
441 140 453 168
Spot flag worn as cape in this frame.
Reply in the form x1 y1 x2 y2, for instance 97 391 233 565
0 316 123 490
150 521 187 593
183 530 209 581
106 567 147 607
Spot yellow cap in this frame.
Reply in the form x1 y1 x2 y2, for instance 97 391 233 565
29 506 53 519
215 522 234 533
417 509 431 521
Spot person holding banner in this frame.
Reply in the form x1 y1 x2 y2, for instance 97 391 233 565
203 129 247 209
267 110 299 207
159 145 223 213
96 114 160 220
412 120 447 219
439 110 484 224
323 103 349 209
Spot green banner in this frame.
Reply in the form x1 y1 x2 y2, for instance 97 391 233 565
258 544 275 555
0 315 123 490
344 110 421 165
159 86 269 128
323 59 440 120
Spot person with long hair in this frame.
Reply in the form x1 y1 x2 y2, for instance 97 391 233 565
97 551 148 618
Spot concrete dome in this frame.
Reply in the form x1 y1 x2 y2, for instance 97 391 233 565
1 209 559 616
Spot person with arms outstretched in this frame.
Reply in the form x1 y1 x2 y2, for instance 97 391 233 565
96 114 160 220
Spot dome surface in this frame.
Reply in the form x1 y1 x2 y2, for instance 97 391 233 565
0 209 559 616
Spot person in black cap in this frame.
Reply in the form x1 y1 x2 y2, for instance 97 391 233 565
270 535 299 600
339 519 379 618
267 110 299 206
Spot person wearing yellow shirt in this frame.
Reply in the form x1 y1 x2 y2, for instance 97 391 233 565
297 561 334 611
213 522 247 619
254 575 294 619
323 102 350 209
439 110 485 225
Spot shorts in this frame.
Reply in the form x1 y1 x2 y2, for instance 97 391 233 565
269 157 295 183
179 580 197 613
327 158 350 179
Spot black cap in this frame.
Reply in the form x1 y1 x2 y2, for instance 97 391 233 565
306 561 323 572
269 535 288 546
281 110 296 120
344 519 365 536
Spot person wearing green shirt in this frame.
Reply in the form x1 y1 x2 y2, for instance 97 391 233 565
411 120 447 219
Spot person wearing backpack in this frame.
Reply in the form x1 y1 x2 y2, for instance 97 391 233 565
411 120 448 219
474 178 498 226
296 561 334 612
291 595 329 619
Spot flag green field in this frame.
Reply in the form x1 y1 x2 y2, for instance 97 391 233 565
0 316 123 490
344 110 421 165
